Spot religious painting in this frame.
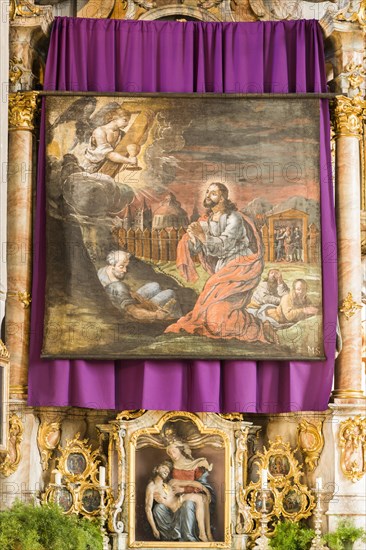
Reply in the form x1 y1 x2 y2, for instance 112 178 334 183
81 487 101 514
282 489 303 515
66 452 87 475
255 490 275 514
54 486 73 513
43 94 323 359
268 454 291 477
128 413 230 547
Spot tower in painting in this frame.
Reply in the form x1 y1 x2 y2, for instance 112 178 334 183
134 198 152 230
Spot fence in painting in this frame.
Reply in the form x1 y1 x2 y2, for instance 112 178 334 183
114 227 186 262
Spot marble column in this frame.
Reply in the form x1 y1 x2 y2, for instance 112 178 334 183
6 4 52 400
6 91 39 399
333 95 366 403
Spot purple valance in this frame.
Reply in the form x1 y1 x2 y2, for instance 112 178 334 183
28 18 337 413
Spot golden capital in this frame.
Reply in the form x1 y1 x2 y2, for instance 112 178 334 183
332 95 366 139
8 91 39 131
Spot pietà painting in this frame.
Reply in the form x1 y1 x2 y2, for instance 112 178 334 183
43 95 323 359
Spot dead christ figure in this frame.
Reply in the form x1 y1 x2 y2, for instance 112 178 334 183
165 182 276 344
145 462 213 542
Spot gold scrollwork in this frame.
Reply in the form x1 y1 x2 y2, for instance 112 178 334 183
345 60 366 93
339 416 366 483
332 95 366 139
37 418 62 471
243 436 315 542
0 414 24 477
0 340 10 360
43 433 112 520
8 92 39 131
297 419 324 471
339 292 363 319
9 57 24 85
335 0 366 28
115 410 146 421
9 0 42 20
57 433 100 484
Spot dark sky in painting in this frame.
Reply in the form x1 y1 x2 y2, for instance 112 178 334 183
139 97 320 214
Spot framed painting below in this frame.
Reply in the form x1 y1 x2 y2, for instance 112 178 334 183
42 94 323 360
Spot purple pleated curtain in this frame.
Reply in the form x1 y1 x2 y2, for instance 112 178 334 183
28 18 337 413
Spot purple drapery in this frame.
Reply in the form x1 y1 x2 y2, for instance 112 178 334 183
28 18 337 413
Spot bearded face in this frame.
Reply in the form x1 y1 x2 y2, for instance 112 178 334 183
203 185 221 209
293 282 307 305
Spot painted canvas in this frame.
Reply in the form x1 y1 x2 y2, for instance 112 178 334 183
43 95 323 359
129 414 229 547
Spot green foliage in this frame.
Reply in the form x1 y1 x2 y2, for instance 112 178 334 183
0 500 103 550
269 520 315 550
323 518 366 550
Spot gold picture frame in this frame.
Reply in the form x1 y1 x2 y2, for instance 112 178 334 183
128 411 231 548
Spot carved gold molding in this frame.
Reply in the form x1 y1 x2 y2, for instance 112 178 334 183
217 412 245 422
332 95 366 139
297 419 324 471
37 415 63 471
0 414 24 477
339 416 366 482
10 385 28 399
339 292 362 319
0 340 10 361
115 410 146 421
8 91 39 131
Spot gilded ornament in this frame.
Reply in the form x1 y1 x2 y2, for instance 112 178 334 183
4 290 32 308
235 428 254 535
345 61 366 92
115 409 146 421
0 414 24 477
339 416 366 483
8 92 39 131
217 412 245 422
37 418 62 471
339 292 362 319
297 419 324 471
335 0 366 28
10 385 28 399
57 433 100 484
332 95 366 139
9 58 24 85
0 340 10 360
9 0 42 19
243 436 315 542
44 433 112 520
